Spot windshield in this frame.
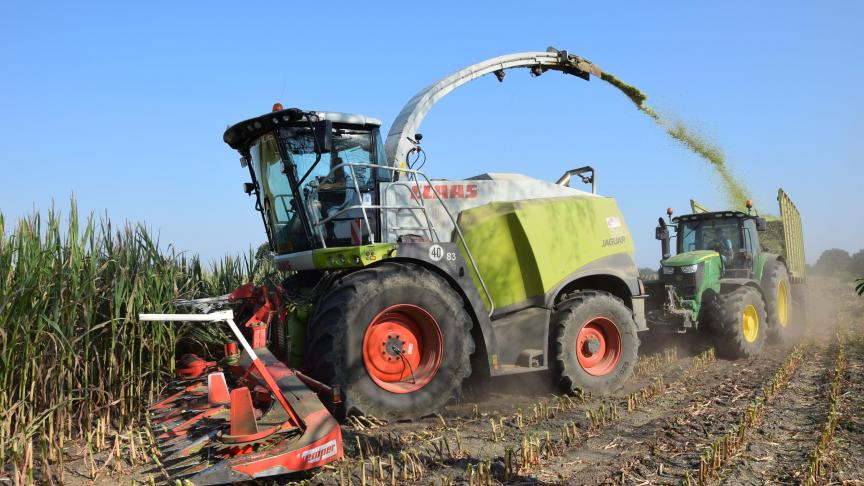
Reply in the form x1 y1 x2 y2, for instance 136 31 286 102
248 133 308 253
678 218 742 256
248 125 382 254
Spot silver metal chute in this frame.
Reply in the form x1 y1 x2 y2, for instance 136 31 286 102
384 47 602 168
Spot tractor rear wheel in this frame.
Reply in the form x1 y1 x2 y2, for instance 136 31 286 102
552 291 639 394
716 286 767 358
306 262 474 419
763 262 796 343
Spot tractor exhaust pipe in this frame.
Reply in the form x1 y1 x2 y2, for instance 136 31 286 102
656 218 671 260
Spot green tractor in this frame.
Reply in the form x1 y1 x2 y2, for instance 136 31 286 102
644 192 807 357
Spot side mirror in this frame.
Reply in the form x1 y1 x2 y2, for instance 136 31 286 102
243 182 255 195
755 217 767 232
313 119 333 153
655 226 669 241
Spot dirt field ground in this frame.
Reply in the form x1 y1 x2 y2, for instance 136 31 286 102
60 277 863 486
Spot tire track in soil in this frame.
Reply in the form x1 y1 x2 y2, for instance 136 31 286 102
825 332 864 483
539 345 791 485
351 340 687 444
320 342 695 484
717 343 831 485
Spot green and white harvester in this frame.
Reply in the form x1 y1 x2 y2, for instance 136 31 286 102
644 193 807 357
141 48 653 484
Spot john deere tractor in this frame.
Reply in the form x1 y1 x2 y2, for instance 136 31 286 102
644 194 807 357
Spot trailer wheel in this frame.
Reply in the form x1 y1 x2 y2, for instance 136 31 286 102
763 262 795 343
306 262 474 420
552 291 639 394
716 286 766 358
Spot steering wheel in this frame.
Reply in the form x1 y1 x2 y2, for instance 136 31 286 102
713 239 734 262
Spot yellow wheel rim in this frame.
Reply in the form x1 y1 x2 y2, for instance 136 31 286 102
777 280 789 327
742 304 759 343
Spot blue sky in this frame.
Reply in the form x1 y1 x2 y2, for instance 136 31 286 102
2 1 862 266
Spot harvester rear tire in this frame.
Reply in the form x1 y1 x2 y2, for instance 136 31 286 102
306 262 474 420
763 262 796 344
552 291 639 395
716 286 766 358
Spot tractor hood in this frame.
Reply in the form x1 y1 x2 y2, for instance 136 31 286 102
663 250 719 267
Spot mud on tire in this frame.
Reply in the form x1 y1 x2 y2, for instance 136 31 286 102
305 262 474 420
716 286 767 358
552 291 639 394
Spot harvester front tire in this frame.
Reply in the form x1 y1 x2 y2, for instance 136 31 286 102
763 262 796 344
716 286 767 358
271 316 288 361
552 291 639 395
306 262 474 420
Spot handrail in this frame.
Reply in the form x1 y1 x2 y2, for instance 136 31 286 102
311 161 495 316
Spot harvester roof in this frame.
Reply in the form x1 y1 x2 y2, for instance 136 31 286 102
223 108 381 150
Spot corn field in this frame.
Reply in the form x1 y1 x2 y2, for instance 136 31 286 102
0 201 272 475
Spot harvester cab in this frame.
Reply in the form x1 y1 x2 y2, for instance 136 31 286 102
645 190 807 358
225 108 388 254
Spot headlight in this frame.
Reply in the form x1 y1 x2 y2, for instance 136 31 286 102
680 264 699 274
662 266 675 275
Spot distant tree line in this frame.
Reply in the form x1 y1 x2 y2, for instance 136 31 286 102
809 248 863 280
805 248 863 296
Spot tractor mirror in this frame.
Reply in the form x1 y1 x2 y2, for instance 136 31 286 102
313 119 333 153
655 226 669 241
755 217 767 232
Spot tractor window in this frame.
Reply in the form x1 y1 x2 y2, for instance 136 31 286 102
677 218 742 259
742 219 759 258
278 126 379 248
249 133 308 253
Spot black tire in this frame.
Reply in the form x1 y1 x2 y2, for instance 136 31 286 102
763 261 795 343
715 286 767 358
306 262 474 420
552 291 639 394
271 315 288 361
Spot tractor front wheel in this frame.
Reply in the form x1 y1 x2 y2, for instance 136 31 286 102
716 286 767 358
306 262 474 420
552 291 639 394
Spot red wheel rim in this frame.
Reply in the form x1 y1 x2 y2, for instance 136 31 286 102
576 317 621 376
362 304 443 394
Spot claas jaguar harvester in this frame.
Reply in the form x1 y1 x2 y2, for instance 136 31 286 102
644 193 807 357
140 48 650 484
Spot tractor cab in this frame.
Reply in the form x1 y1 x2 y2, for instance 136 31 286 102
655 203 768 280
647 205 769 332
224 106 389 255
666 210 766 279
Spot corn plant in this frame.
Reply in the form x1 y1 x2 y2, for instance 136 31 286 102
695 346 803 485
802 334 848 486
0 202 271 481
